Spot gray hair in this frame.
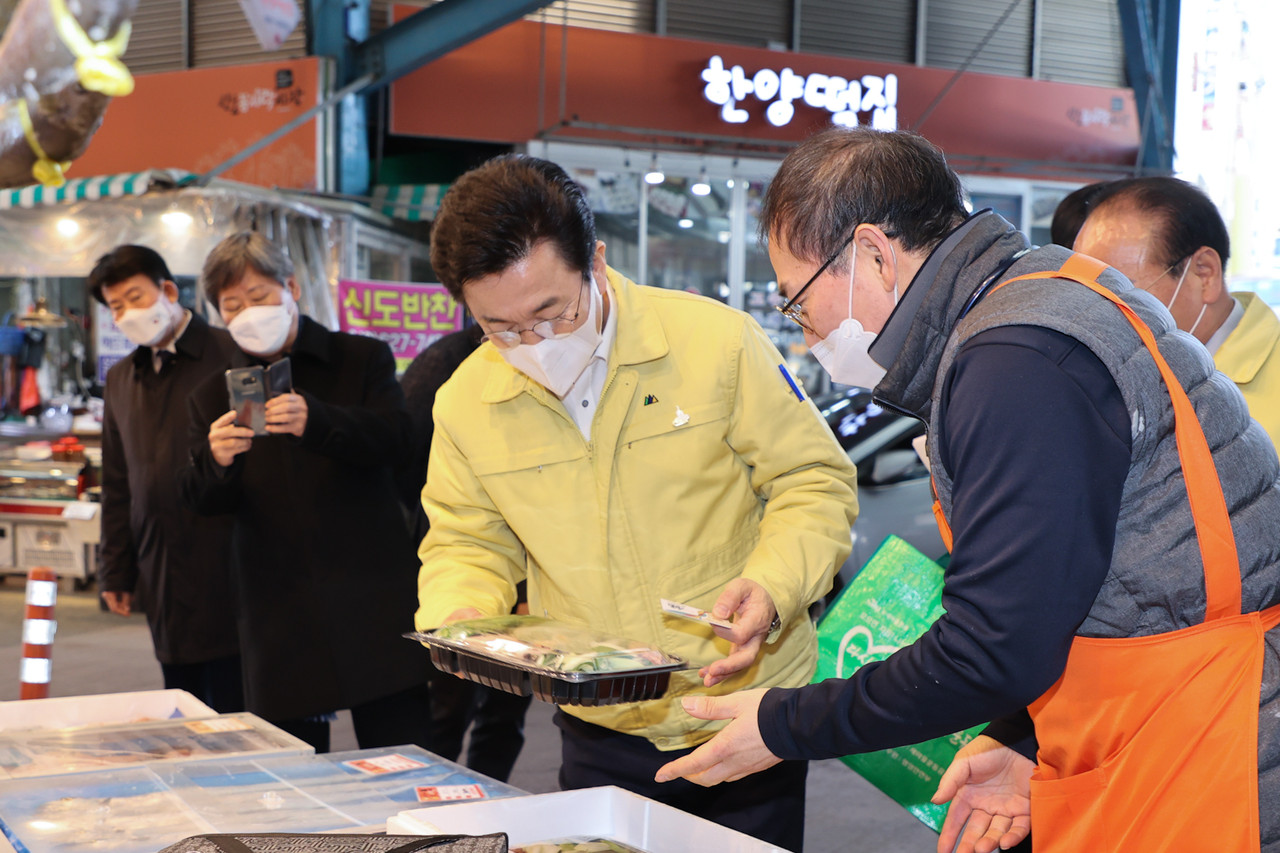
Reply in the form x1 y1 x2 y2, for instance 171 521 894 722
762 127 967 271
202 231 294 306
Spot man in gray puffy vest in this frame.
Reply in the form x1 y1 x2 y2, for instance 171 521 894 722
655 127 1280 853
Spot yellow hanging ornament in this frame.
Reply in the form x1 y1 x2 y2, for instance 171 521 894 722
48 0 135 97
17 99 72 188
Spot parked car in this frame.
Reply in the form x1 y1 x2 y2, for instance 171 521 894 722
812 387 948 600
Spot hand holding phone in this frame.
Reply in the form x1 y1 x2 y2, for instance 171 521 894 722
208 409 254 467
264 391 309 437
225 358 294 437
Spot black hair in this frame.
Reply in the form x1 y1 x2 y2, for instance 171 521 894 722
429 154 597 301
1090 176 1230 271
1050 180 1120 248
86 245 173 305
761 127 967 271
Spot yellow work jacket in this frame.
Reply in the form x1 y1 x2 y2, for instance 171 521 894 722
417 268 858 749
1216 292 1280 452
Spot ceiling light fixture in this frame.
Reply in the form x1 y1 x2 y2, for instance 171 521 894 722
644 153 665 185
161 211 194 232
691 166 711 196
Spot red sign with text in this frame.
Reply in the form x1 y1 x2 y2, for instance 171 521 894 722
74 58 322 190
389 16 1139 173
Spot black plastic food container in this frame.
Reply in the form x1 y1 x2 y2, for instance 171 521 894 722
407 618 689 707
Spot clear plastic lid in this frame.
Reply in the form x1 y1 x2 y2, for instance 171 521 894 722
418 616 683 675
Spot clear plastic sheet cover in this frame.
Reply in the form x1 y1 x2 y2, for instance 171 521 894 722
0 180 340 327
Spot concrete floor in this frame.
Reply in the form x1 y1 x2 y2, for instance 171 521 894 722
0 578 941 853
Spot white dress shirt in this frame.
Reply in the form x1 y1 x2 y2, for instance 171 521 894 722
560 279 619 439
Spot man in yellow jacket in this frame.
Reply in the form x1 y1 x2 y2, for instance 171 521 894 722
1074 176 1280 449
416 155 857 850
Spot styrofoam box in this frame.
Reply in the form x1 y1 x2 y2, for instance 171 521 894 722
0 689 216 733
387 786 787 852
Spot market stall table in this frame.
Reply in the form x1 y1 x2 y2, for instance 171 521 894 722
0 745 522 853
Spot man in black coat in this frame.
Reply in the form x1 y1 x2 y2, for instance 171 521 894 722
400 325 532 782
181 231 432 752
92 245 243 712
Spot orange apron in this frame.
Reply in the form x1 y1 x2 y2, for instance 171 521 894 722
931 253 1280 851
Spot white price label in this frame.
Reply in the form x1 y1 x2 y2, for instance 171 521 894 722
416 784 486 802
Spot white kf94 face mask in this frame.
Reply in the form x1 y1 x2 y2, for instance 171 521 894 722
1160 262 1208 337
115 296 178 348
500 274 604 397
808 241 896 390
228 288 295 357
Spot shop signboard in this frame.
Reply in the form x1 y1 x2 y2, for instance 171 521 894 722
389 16 1139 171
700 55 898 131
72 58 324 191
336 280 464 372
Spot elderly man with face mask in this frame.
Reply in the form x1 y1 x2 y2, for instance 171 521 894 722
181 231 432 754
1073 175 1280 449
93 244 243 713
655 128 1280 853
415 154 857 851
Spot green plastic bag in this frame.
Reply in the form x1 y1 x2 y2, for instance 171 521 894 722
813 534 985 833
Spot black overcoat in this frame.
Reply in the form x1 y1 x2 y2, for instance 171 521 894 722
99 313 240 665
182 316 429 720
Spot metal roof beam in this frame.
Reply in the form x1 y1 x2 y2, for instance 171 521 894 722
1117 0 1180 173
349 0 555 92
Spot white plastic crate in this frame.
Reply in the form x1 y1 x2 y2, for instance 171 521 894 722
0 689 217 733
388 785 787 852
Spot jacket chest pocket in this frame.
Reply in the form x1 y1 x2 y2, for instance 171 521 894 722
470 442 587 480
618 398 731 447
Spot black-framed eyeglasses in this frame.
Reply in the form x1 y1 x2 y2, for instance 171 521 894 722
481 278 589 351
776 230 859 333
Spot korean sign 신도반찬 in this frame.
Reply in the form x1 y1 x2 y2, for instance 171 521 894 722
337 279 464 371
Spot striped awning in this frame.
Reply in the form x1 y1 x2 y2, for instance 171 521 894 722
0 169 193 210
370 183 449 222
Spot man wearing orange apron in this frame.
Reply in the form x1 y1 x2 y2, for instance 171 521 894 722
655 127 1280 853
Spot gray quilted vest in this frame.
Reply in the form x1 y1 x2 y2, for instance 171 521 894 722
930 258 1280 636
925 254 1280 849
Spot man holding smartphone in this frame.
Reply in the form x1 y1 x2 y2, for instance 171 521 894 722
91 244 244 712
181 231 432 752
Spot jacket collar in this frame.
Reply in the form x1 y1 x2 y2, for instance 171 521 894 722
869 210 1031 422
287 315 334 363
1214 291 1280 384
130 310 210 371
480 267 667 404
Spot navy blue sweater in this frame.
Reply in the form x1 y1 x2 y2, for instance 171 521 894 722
760 324 1132 761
